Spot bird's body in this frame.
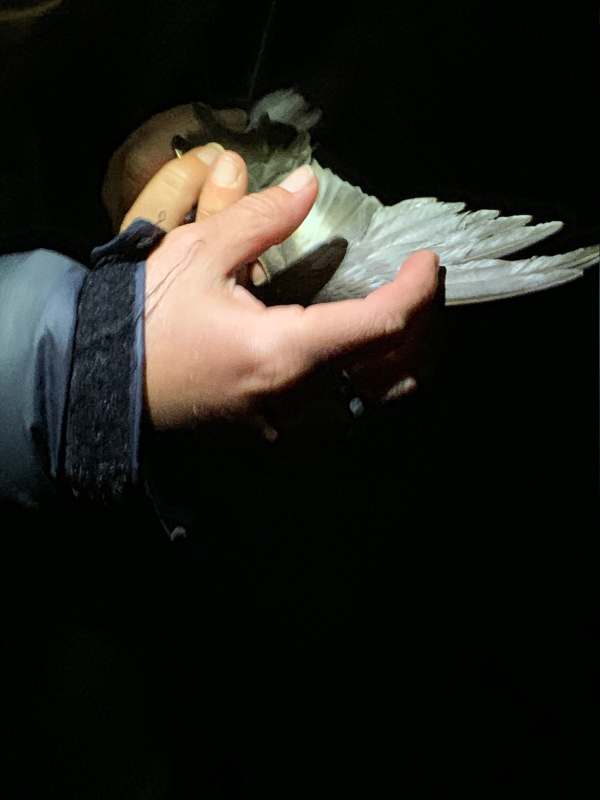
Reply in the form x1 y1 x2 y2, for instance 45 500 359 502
175 88 599 306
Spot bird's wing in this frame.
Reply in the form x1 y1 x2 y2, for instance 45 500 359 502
244 90 353 277
297 164 598 305
247 90 599 304
262 160 381 274
430 247 599 305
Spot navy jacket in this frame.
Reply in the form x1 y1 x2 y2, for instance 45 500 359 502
0 220 157 514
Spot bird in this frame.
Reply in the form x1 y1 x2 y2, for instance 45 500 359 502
171 88 599 308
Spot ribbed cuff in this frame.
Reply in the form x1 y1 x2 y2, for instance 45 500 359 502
63 219 165 503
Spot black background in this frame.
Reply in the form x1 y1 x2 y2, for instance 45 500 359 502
2 1 598 796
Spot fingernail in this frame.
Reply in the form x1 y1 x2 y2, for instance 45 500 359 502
213 153 240 186
251 261 268 286
279 164 314 193
197 142 224 165
382 377 418 403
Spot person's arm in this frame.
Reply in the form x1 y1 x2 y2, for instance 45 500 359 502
1 144 440 521
0 248 85 507
0 142 239 511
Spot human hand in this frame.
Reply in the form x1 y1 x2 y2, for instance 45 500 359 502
123 148 439 434
102 103 248 231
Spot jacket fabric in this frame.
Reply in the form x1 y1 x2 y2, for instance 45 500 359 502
0 219 159 511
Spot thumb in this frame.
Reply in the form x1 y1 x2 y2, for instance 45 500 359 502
190 165 318 279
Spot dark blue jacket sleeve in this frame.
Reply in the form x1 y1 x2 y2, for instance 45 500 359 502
0 249 86 507
0 220 160 510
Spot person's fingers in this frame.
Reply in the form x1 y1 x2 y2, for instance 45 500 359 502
283 250 440 372
196 150 248 220
184 164 318 278
196 151 267 291
120 142 225 232
347 283 441 398
350 339 423 402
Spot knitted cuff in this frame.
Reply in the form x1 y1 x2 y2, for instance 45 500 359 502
63 219 165 503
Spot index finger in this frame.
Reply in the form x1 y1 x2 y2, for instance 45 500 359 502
120 143 224 232
286 250 440 369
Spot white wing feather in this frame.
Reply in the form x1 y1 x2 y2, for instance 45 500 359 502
250 90 599 304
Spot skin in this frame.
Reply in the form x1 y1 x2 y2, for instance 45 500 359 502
103 104 248 231
123 144 440 433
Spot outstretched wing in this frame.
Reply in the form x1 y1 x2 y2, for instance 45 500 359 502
309 169 599 304
248 89 600 304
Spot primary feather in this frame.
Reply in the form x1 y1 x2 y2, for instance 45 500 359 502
179 89 599 305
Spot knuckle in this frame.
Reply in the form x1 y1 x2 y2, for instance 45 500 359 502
248 337 282 392
380 310 405 338
246 329 297 395
227 206 275 254
207 186 292 259
159 162 193 193
164 222 205 251
242 190 286 226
